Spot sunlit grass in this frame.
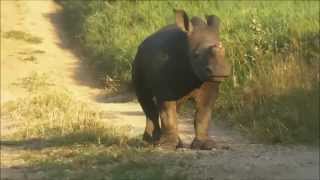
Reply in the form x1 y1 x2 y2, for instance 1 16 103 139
11 72 54 92
217 59 319 144
1 89 143 147
2 72 142 147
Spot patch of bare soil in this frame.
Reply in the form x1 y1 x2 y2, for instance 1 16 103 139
1 1 319 180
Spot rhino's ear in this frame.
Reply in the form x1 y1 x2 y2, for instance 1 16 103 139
174 9 192 32
206 15 220 32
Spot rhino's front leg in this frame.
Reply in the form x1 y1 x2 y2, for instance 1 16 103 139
191 82 220 150
156 101 183 149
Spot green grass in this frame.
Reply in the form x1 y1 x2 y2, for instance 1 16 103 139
16 145 190 180
3 30 43 44
59 1 319 81
59 1 319 144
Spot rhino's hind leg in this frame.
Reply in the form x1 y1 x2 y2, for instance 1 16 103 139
143 107 160 143
136 92 160 144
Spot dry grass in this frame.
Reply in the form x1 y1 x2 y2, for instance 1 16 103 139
218 58 319 144
11 72 54 92
3 30 43 44
2 72 141 147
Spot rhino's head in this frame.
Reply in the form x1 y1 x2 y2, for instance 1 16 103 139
174 9 231 82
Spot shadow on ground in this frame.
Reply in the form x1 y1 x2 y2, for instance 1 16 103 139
43 10 101 90
1 129 144 151
1 131 192 180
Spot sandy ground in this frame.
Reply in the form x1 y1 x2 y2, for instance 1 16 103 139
1 0 319 180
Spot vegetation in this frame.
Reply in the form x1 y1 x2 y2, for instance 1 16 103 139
58 1 319 144
3 30 43 44
16 145 192 180
11 72 54 92
18 49 45 63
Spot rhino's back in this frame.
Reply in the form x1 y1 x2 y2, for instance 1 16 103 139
132 25 201 100
138 24 187 55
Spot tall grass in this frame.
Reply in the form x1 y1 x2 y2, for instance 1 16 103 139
59 1 319 81
59 1 319 144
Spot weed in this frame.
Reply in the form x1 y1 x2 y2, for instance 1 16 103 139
18 49 46 55
32 50 46 54
12 72 54 92
21 55 37 63
17 49 45 63
3 30 43 44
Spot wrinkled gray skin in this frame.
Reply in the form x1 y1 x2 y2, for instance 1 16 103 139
132 9 231 150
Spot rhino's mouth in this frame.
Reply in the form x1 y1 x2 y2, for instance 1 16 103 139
208 75 229 82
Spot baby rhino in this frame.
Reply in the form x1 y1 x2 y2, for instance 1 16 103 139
132 9 231 150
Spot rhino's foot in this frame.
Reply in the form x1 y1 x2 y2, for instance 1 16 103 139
142 131 153 144
191 138 217 150
143 129 161 144
155 134 183 149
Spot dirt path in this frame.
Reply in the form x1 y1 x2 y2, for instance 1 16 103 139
1 1 319 180
1 0 101 103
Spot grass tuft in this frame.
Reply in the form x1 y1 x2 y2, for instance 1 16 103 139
3 30 43 44
12 72 54 92
21 55 37 63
